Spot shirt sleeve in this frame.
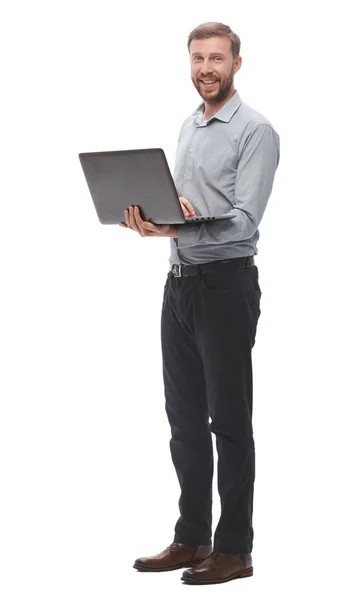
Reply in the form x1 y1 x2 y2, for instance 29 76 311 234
175 123 280 248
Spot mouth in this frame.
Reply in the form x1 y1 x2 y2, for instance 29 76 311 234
199 79 218 87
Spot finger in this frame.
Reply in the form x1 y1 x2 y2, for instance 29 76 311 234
180 197 192 209
179 201 190 217
125 208 139 232
183 206 194 217
133 206 146 236
124 209 131 228
129 206 142 234
119 223 128 228
180 197 196 216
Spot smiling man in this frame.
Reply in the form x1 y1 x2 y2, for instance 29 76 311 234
127 22 280 586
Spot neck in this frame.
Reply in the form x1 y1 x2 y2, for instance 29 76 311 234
203 88 235 120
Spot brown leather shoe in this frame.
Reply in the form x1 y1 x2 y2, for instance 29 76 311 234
181 551 253 584
133 542 213 572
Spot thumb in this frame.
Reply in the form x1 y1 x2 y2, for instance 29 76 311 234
143 221 159 232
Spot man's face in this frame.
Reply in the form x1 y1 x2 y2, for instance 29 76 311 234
190 36 241 105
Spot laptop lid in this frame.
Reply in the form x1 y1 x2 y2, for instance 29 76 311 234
79 148 188 225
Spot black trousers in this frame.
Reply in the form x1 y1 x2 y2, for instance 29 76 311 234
160 260 261 555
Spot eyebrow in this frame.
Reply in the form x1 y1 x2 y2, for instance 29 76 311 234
191 52 225 57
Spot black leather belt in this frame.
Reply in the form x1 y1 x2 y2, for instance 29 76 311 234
169 255 255 278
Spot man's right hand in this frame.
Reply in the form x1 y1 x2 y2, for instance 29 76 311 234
119 206 177 237
179 197 196 218
119 197 197 237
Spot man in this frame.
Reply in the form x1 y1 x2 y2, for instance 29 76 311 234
120 22 280 585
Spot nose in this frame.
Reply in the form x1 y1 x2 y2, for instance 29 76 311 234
199 59 214 75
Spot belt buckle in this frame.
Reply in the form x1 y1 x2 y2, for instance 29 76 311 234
172 264 182 277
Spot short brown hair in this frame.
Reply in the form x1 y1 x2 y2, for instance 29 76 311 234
187 22 241 59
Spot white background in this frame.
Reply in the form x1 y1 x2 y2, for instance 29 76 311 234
1 1 359 598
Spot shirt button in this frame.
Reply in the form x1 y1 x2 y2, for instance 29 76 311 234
189 149 193 154
185 176 191 180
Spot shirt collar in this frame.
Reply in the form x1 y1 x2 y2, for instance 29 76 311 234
192 89 242 126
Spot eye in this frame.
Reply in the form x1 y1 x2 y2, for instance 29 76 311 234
193 56 222 61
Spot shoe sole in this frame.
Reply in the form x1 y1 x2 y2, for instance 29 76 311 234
181 566 253 584
133 558 209 572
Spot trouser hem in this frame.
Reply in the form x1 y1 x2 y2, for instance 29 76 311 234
174 536 212 547
213 546 252 555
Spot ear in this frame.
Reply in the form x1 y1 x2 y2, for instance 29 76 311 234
234 56 242 74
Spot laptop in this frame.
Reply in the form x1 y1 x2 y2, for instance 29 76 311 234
78 148 236 226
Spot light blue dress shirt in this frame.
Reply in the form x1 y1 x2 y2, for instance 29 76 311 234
169 89 280 266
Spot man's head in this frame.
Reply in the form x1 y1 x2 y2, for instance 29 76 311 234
188 22 242 106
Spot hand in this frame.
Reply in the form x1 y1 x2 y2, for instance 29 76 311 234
119 206 177 237
179 196 196 217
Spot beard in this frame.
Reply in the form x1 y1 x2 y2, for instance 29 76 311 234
192 69 234 104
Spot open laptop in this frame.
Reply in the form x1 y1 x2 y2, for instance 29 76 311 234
78 148 236 226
